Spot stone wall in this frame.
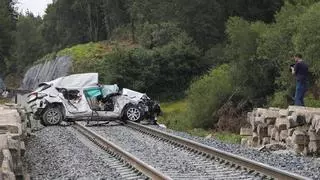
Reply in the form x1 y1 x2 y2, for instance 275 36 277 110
0 104 28 179
240 106 320 155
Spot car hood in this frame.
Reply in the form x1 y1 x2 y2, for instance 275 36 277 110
122 88 147 101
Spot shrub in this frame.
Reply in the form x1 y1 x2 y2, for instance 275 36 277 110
158 100 190 130
186 64 234 129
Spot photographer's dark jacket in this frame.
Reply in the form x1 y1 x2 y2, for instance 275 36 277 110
294 61 308 82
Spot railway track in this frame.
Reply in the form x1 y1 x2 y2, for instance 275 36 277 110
73 121 311 180
73 121 169 180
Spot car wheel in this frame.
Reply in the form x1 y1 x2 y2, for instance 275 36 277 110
42 107 63 126
125 105 143 122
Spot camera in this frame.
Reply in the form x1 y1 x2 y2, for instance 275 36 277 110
289 64 295 72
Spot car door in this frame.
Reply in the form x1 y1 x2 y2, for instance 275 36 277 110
62 88 91 114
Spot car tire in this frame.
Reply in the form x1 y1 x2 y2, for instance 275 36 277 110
124 105 143 122
42 107 63 126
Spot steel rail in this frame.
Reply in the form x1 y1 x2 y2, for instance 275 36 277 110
73 121 172 180
127 121 312 180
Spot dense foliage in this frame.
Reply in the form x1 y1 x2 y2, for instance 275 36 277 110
0 0 17 77
5 0 320 132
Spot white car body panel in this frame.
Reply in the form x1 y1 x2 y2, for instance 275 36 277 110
27 73 159 122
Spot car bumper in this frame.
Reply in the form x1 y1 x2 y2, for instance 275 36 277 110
27 99 46 116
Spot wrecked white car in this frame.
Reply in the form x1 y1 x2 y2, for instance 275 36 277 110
26 73 161 126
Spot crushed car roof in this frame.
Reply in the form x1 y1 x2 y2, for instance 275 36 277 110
38 73 98 89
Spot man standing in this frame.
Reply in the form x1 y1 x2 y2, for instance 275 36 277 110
291 53 309 106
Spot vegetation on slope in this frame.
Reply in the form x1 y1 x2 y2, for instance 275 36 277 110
4 0 320 140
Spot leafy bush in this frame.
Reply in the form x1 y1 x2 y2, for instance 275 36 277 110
105 34 204 99
137 22 185 49
186 64 234 129
294 2 320 79
268 91 290 108
158 100 190 130
305 94 320 108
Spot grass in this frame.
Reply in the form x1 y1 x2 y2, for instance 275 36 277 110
187 128 211 137
57 42 107 61
158 100 242 144
160 100 188 114
305 95 320 108
158 100 190 130
0 98 10 104
213 132 242 144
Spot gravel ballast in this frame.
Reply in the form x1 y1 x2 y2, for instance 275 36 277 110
22 122 320 179
84 122 258 179
151 124 320 179
23 126 122 180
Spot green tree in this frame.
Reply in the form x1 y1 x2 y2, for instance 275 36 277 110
0 0 17 75
294 2 320 78
12 12 44 74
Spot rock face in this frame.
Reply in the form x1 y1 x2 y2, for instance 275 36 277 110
240 106 320 155
20 56 72 90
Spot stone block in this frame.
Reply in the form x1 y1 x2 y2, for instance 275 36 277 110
254 116 264 124
241 137 249 146
0 109 22 135
257 123 268 138
275 131 280 142
271 127 279 140
266 118 276 125
275 117 287 131
240 128 252 136
288 128 296 137
287 116 298 129
267 125 274 137
303 146 310 156
305 114 313 125
270 139 278 144
264 109 278 125
2 149 13 170
247 139 253 147
247 112 251 123
7 137 23 153
279 109 288 117
18 141 25 157
0 135 9 150
256 108 267 117
252 133 259 147
294 144 305 153
280 130 288 142
308 130 320 141
295 113 307 126
308 141 320 154
312 115 320 133
262 137 270 145
292 130 308 145
269 107 280 111
252 132 258 142
286 137 293 147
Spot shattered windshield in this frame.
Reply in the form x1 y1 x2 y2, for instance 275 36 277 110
101 84 119 97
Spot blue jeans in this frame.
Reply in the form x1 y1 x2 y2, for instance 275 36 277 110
295 80 307 106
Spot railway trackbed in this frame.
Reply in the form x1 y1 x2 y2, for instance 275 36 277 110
73 121 311 180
